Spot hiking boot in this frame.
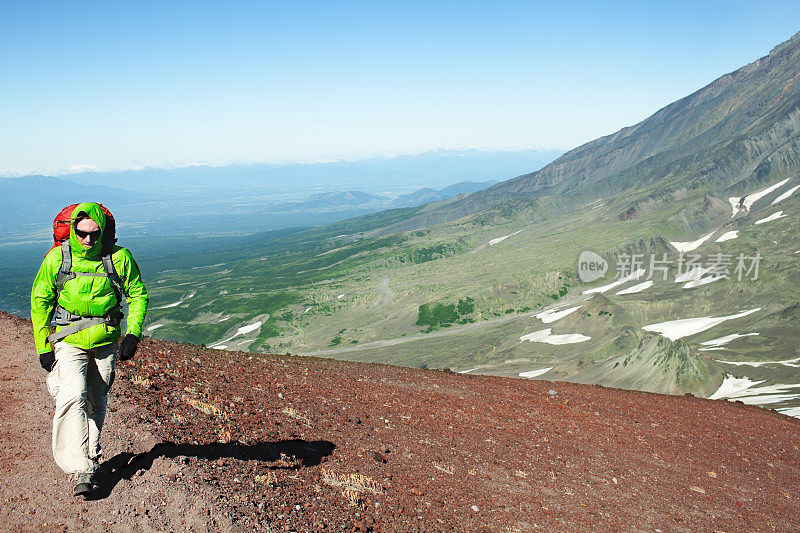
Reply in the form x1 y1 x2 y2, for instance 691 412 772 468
73 472 95 498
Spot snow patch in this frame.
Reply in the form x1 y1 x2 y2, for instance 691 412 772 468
458 368 478 374
518 367 553 378
209 320 263 348
700 332 760 348
535 306 581 323
488 230 523 246
211 345 228 350
675 266 712 283
156 291 196 309
642 308 760 341
715 231 739 243
683 276 723 289
146 324 164 332
582 268 646 295
771 184 800 205
669 232 715 253
519 328 591 345
337 294 345 300
709 375 764 399
754 211 786 225
732 393 800 405
616 280 654 295
715 356 800 368
777 406 800 418
729 178 791 216
235 322 263 336
709 375 800 405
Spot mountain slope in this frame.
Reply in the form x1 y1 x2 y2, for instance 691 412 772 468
136 32 800 420
3 312 799 531
378 31 800 234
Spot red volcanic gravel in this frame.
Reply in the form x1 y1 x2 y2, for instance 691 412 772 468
2 311 799 532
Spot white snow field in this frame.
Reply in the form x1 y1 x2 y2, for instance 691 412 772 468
700 332 760 348
715 230 739 243
669 232 715 253
518 367 553 378
156 291 196 309
582 268 646 295
754 211 786 225
771 184 800 204
641 308 761 341
729 177 791 216
777 406 800 418
519 328 591 345
683 276 723 289
235 322 263 336
535 305 582 323
488 229 523 246
209 320 263 348
715 356 800 368
615 280 654 295
709 375 800 407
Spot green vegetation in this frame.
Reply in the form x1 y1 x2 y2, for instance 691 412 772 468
416 297 476 332
397 243 465 264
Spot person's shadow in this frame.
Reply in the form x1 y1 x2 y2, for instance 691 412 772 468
89 439 335 500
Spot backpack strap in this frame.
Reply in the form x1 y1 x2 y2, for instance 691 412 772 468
48 241 125 344
101 253 124 302
55 241 75 293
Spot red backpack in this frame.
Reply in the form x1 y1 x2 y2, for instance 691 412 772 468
48 203 117 256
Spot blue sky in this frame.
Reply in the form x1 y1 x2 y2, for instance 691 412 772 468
2 1 799 175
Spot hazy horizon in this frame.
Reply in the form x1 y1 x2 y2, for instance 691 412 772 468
3 2 800 175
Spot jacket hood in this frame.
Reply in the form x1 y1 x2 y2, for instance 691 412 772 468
69 202 107 258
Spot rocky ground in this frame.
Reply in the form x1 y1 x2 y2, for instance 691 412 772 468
1 311 799 532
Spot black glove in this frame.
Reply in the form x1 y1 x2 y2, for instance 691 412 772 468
39 351 55 372
119 334 139 361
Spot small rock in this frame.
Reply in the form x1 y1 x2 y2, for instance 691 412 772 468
690 486 706 494
365 451 387 463
548 389 557 396
471 505 480 512
612 477 618 485
278 393 284 399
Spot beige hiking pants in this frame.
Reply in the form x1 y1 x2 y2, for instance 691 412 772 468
46 341 117 475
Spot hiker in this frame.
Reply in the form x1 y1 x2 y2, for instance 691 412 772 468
30 202 149 497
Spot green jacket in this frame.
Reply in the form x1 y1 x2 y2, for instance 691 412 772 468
30 202 149 354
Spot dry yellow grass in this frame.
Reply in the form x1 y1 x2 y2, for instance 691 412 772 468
280 407 312 427
130 375 152 389
321 468 383 506
184 397 229 420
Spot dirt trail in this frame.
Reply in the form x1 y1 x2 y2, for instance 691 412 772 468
0 312 239 532
2 311 800 531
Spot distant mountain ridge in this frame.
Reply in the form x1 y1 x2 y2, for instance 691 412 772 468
380 31 800 234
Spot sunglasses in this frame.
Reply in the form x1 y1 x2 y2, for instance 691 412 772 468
75 228 102 240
